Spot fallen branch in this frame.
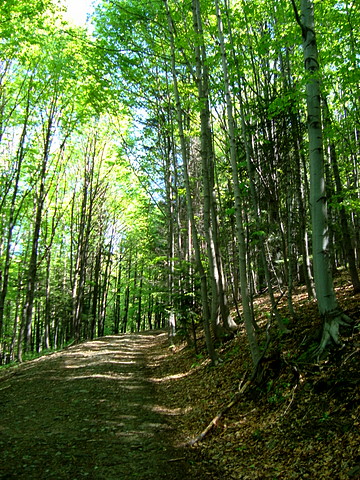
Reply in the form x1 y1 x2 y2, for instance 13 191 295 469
187 378 251 446
187 324 272 446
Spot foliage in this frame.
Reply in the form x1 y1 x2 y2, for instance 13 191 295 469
0 0 359 363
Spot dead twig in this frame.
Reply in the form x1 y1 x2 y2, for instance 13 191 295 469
187 323 272 446
186 378 251 446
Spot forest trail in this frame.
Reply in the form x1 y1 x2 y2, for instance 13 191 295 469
0 332 195 480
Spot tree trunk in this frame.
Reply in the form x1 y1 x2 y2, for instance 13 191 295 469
0 104 29 338
113 254 122 334
98 243 111 338
121 250 132 333
163 0 217 363
17 101 55 361
91 243 102 339
294 0 352 351
323 98 360 293
72 137 98 342
215 0 260 366
192 0 236 339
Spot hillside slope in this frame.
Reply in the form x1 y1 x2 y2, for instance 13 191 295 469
153 279 359 479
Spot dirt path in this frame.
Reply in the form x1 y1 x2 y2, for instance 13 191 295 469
0 332 194 480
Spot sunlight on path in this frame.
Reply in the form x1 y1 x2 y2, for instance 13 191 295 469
0 332 190 480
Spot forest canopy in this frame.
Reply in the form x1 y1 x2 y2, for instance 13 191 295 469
0 0 359 365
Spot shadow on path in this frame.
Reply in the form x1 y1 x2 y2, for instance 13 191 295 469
0 332 190 479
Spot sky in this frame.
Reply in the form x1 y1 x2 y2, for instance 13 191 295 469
61 0 98 26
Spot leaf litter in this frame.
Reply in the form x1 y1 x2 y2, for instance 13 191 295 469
0 274 359 480
152 275 360 480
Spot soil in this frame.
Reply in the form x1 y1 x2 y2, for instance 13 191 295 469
1 278 359 480
0 331 207 480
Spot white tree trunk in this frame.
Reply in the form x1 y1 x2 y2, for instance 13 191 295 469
299 0 351 352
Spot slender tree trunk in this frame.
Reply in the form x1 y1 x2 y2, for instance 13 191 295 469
91 243 102 339
292 116 316 298
0 140 25 338
136 262 144 333
72 138 98 342
163 0 217 363
132 254 138 330
163 125 176 340
147 283 153 331
72 185 88 342
44 249 51 350
18 101 56 361
121 250 132 333
240 92 288 333
113 254 122 334
192 0 236 339
215 0 260 366
293 0 352 351
223 0 288 333
323 98 360 293
0 88 32 340
98 241 112 338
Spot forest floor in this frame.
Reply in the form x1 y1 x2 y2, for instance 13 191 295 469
158 274 360 480
0 332 199 480
0 273 359 479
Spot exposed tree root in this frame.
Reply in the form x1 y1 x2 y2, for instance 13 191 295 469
317 309 353 356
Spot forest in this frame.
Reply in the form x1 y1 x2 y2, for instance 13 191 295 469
0 0 359 368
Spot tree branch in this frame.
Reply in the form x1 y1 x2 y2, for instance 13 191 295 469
290 0 307 39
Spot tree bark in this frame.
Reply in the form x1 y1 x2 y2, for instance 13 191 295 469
163 0 217 363
0 91 31 338
191 0 236 339
293 0 352 351
323 98 360 293
214 0 260 366
17 96 57 361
